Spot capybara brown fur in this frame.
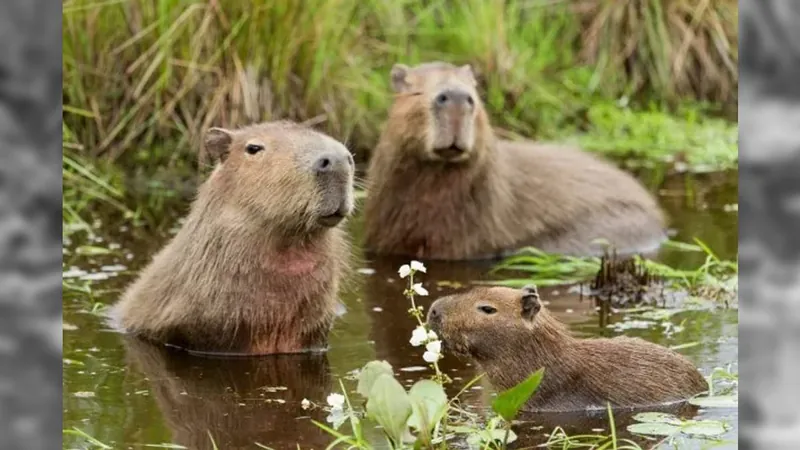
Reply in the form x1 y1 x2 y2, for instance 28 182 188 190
112 121 355 355
363 62 666 260
426 285 708 412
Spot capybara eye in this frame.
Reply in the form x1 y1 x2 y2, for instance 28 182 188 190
245 144 264 155
478 305 497 315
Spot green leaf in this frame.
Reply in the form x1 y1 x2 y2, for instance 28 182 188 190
491 368 544 421
366 373 412 446
466 429 518 446
627 422 681 436
688 395 738 408
407 379 448 433
632 412 683 425
681 420 730 437
357 360 394 398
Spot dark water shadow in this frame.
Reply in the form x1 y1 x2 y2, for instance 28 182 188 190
122 337 334 450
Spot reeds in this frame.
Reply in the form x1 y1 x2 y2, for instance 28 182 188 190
63 0 738 165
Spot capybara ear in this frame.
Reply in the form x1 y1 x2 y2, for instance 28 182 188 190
390 64 411 93
520 284 541 320
205 127 234 163
458 64 477 86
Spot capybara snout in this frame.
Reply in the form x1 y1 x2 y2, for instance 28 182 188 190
310 146 355 227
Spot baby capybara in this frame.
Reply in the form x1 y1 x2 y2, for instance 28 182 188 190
427 285 708 411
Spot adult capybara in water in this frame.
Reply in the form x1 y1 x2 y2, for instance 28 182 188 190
427 285 708 412
363 62 666 260
112 121 355 355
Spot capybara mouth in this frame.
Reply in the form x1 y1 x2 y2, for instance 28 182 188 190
317 210 346 227
433 144 467 161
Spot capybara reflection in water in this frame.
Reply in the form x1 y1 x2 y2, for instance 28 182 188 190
427 285 708 412
112 121 355 355
363 62 666 260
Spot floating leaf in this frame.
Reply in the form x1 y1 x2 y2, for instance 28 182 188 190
365 373 412 446
632 412 683 426
681 420 730 437
466 429 517 447
627 422 681 436
689 395 738 408
407 379 448 433
356 360 394 398
491 368 544 421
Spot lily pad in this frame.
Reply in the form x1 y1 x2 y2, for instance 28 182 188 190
689 395 738 408
681 420 730 437
627 422 681 436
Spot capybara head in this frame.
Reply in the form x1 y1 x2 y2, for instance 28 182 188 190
203 121 355 231
427 285 542 360
389 62 487 163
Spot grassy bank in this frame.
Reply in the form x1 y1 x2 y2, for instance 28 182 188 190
63 0 738 172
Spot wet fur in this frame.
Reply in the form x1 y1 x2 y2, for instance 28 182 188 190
364 62 666 260
428 286 708 412
112 121 354 355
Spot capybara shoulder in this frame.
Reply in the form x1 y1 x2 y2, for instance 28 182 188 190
363 61 666 260
427 285 708 411
112 121 355 355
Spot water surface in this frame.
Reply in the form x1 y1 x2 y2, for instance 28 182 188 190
63 167 738 449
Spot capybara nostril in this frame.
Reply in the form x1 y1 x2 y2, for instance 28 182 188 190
433 89 473 108
313 153 349 175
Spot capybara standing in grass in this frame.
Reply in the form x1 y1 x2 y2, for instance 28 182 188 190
363 62 666 260
427 285 708 412
112 121 355 355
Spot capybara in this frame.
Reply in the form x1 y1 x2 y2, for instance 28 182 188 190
112 121 355 355
426 285 708 412
363 62 666 260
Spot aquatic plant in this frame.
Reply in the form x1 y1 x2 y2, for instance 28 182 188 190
490 238 738 305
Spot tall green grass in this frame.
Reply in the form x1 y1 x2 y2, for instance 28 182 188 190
63 0 738 167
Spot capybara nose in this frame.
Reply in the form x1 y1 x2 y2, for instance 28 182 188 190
313 152 350 175
427 304 440 321
433 89 474 109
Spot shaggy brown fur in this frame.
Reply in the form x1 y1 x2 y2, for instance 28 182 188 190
427 285 708 412
363 62 666 260
112 121 355 355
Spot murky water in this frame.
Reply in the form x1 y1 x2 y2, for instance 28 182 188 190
63 167 738 450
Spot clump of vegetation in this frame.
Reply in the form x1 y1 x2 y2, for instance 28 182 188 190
63 0 738 171
490 239 738 306
575 0 738 104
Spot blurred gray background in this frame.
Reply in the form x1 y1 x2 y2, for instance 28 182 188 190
739 0 800 449
0 0 63 449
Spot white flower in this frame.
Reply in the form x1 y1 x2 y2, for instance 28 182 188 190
423 350 441 363
398 264 411 279
301 398 311 410
426 340 442 354
410 260 427 273
412 283 429 296
326 393 345 411
423 340 442 363
409 325 429 347
427 330 438 341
